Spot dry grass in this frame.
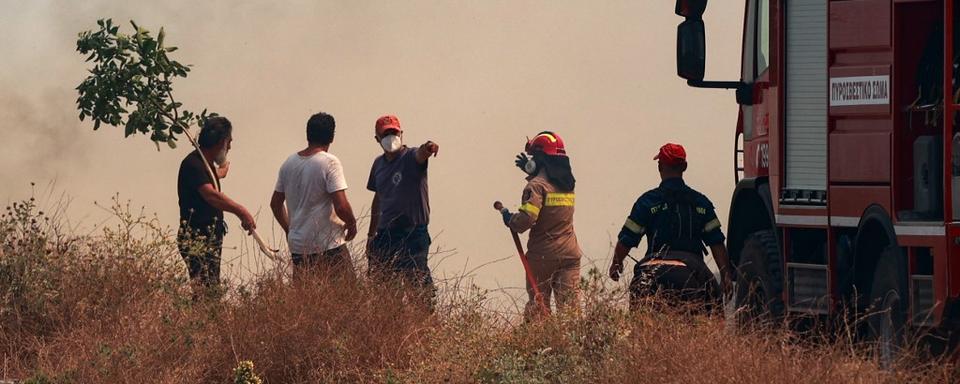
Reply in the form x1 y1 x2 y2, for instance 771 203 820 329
0 196 956 383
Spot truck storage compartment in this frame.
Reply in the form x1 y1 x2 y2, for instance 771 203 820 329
898 135 943 220
784 0 828 196
893 1 946 221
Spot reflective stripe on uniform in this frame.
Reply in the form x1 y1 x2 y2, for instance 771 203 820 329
641 259 686 267
544 193 575 207
519 203 541 217
703 218 721 232
624 218 644 234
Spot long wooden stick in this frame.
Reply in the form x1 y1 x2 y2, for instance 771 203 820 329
181 129 279 262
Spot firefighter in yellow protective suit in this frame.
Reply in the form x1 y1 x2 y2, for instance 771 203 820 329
500 131 582 318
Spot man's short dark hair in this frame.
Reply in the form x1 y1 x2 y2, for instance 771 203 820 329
198 116 233 149
661 161 688 173
307 112 336 146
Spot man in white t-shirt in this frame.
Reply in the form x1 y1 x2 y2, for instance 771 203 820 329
270 112 358 278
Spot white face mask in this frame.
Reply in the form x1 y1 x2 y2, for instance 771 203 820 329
380 135 402 153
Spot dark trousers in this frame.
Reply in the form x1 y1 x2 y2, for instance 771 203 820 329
368 226 435 298
177 224 224 293
629 252 721 313
291 245 355 281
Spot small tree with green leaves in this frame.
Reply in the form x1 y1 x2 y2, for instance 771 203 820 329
75 19 278 259
76 19 212 150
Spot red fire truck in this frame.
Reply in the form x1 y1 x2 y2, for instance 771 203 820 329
673 0 960 352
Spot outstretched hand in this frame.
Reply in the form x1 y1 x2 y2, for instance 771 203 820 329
423 141 439 157
416 141 440 164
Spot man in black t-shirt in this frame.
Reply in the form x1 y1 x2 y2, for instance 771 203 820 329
177 116 256 295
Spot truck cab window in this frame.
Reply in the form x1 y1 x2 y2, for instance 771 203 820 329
741 0 758 140
757 0 770 74
742 0 757 82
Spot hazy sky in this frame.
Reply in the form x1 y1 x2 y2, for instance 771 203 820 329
0 1 743 301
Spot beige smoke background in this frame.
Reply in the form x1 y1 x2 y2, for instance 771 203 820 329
0 1 741 301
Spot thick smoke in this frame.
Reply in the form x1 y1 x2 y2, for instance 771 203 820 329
0 1 743 298
0 88 92 182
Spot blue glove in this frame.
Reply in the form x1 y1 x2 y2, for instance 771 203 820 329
500 208 513 227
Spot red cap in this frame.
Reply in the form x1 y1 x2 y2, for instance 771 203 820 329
654 143 687 166
525 131 567 157
375 115 401 136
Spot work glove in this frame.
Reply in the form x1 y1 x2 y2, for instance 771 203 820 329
499 208 513 227
515 153 531 172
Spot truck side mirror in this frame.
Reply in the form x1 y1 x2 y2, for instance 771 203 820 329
677 19 706 81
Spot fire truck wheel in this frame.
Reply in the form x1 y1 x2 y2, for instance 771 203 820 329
866 246 908 365
734 230 785 327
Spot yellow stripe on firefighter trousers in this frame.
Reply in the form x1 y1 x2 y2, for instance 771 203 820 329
544 193 575 207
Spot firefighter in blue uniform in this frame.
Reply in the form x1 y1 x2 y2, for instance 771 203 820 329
609 143 734 311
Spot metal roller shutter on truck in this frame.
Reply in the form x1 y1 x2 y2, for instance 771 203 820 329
785 0 828 193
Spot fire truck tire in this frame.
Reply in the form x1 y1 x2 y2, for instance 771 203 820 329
734 230 785 327
865 246 908 365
